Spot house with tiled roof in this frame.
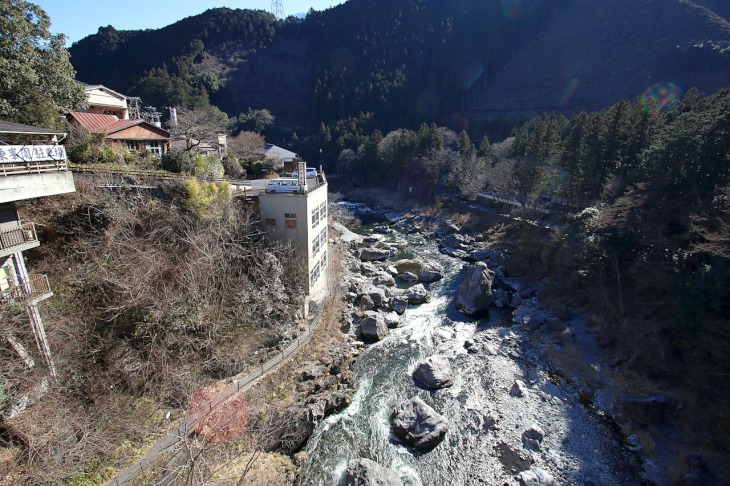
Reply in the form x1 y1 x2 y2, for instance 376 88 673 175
67 112 170 157
262 144 300 172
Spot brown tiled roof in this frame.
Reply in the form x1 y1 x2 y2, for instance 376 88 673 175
68 112 170 139
68 112 120 131
104 119 145 134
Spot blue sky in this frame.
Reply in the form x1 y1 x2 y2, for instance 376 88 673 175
39 0 347 45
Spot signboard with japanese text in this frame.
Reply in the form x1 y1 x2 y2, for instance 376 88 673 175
0 145 67 163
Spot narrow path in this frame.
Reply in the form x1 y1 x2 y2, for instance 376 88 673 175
107 249 335 486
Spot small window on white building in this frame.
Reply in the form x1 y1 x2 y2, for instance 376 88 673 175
310 264 320 286
312 208 319 228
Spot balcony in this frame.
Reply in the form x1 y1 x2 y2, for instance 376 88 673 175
0 222 39 259
0 274 53 308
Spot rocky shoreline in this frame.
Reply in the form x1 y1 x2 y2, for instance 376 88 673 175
296 201 713 485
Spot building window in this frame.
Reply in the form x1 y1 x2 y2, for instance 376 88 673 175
319 202 326 220
266 218 276 226
311 208 319 228
310 264 321 286
312 236 320 256
285 213 297 229
149 141 162 157
320 228 327 248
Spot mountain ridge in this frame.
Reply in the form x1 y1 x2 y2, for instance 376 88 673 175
68 0 730 132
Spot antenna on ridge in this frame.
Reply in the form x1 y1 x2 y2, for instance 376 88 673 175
271 0 284 19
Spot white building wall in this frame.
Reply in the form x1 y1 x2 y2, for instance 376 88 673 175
258 183 328 294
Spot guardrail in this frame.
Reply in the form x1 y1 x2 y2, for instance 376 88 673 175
0 222 38 252
0 274 52 307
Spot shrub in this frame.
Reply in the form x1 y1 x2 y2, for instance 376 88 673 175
222 157 245 178
183 178 232 216
161 149 195 174
193 154 225 180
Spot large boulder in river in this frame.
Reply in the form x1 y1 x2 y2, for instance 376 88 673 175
360 247 392 262
358 311 388 341
413 355 454 389
455 262 494 316
398 272 419 283
346 458 402 486
404 284 429 304
418 262 443 283
441 233 470 249
391 397 449 450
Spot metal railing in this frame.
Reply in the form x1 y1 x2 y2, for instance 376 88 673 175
0 159 68 177
0 222 38 252
0 274 52 307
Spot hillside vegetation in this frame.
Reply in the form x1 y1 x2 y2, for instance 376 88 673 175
0 181 305 482
503 88 730 386
68 0 730 136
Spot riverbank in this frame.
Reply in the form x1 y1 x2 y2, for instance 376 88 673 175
304 191 725 485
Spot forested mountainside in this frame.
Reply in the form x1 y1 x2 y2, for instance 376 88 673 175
69 0 730 133
470 0 730 121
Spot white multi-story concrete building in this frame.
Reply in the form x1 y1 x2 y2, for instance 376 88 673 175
258 162 328 300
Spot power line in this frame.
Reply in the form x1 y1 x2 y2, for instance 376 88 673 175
271 0 284 19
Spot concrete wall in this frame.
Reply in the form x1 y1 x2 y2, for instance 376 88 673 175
0 172 76 204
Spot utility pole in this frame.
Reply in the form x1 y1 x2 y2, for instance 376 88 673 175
271 0 284 19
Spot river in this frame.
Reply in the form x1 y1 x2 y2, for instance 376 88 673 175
299 215 641 485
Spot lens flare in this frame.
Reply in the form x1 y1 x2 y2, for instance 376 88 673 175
445 113 468 132
560 78 579 107
641 82 683 114
501 0 530 20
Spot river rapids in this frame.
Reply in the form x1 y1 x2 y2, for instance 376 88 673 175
299 216 641 485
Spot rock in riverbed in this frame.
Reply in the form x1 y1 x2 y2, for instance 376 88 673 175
404 284 429 304
418 262 443 283
358 312 388 341
392 397 449 450
346 458 402 486
413 355 454 389
455 262 494 316
360 247 392 262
